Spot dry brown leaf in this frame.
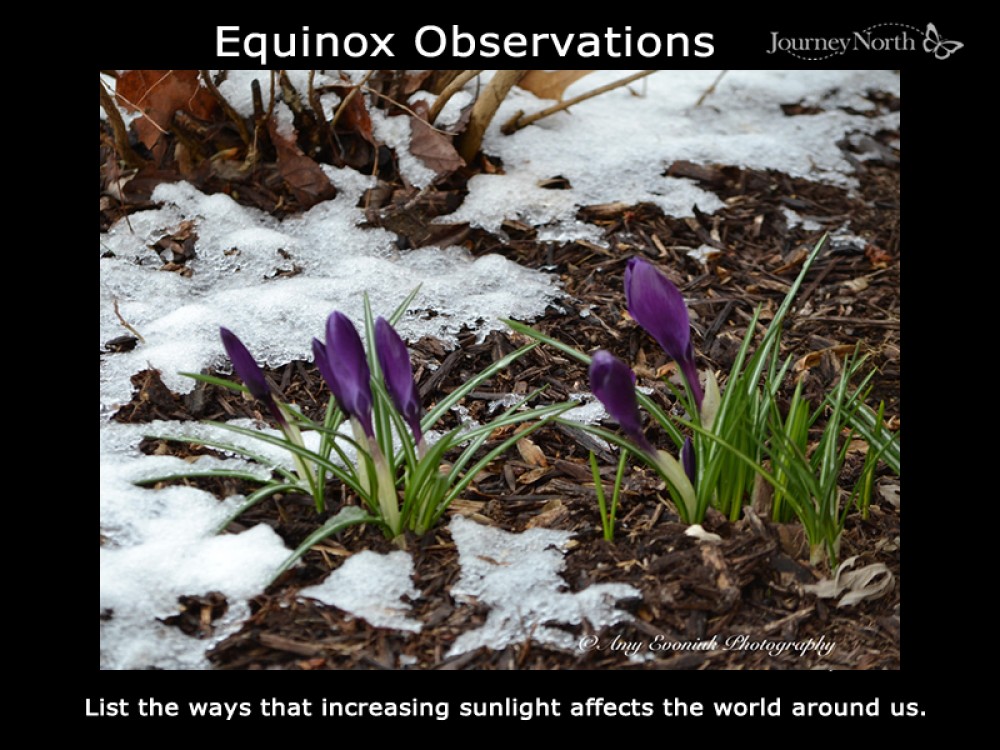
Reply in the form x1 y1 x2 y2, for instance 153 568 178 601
331 82 375 143
401 70 434 95
843 276 870 293
879 481 900 508
802 556 894 607
773 248 809 275
116 70 219 150
517 437 548 467
449 498 486 515
846 438 869 455
525 498 568 529
519 70 596 100
266 119 336 209
793 344 856 375
408 101 465 177
865 244 892 269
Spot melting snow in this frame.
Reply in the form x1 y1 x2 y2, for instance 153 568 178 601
446 516 639 655
443 70 899 235
100 420 289 669
299 550 423 633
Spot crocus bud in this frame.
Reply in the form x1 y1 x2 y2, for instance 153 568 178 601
375 317 423 445
589 350 654 456
220 327 285 426
681 437 696 487
318 311 374 438
624 257 703 410
311 338 335 400
220 327 270 401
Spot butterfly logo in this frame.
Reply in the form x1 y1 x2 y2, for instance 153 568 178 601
923 23 963 59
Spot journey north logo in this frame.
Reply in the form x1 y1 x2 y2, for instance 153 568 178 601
767 22 963 60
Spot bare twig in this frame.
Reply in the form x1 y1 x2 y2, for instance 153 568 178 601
113 299 146 344
428 70 482 124
331 69 375 129
457 70 527 163
118 70 173 135
199 69 251 146
99 79 144 169
694 70 729 108
501 70 657 135
361 86 455 135
267 71 276 120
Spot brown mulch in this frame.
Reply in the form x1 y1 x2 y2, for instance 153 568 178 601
103 87 900 670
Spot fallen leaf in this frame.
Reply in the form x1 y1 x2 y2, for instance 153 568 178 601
772 248 809 275
525 498 568 529
875 536 899 553
793 344 855 374
150 219 198 263
331 82 375 143
116 70 218 150
842 276 870 293
400 70 433 95
408 101 465 177
449 498 486 515
865 244 892 269
847 438 869 456
802 555 894 607
519 70 595 100
297 658 328 670
266 119 336 209
879 481 900 508
517 437 548 467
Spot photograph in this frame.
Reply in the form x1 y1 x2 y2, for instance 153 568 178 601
100 67 901 677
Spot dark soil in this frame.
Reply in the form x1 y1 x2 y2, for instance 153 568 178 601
103 75 900 670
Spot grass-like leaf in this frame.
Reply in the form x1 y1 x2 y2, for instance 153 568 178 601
178 371 249 394
269 506 377 584
422 341 539 427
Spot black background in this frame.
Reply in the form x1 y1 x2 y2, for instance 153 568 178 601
93 8 973 733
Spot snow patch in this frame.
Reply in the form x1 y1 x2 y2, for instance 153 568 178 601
299 550 422 632
447 516 639 656
100 180 559 407
442 70 898 241
562 393 609 426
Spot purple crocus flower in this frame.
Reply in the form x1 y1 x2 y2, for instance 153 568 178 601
681 437 696 487
589 350 654 456
316 311 374 438
220 327 286 426
311 338 334 400
375 317 423 445
624 257 703 410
